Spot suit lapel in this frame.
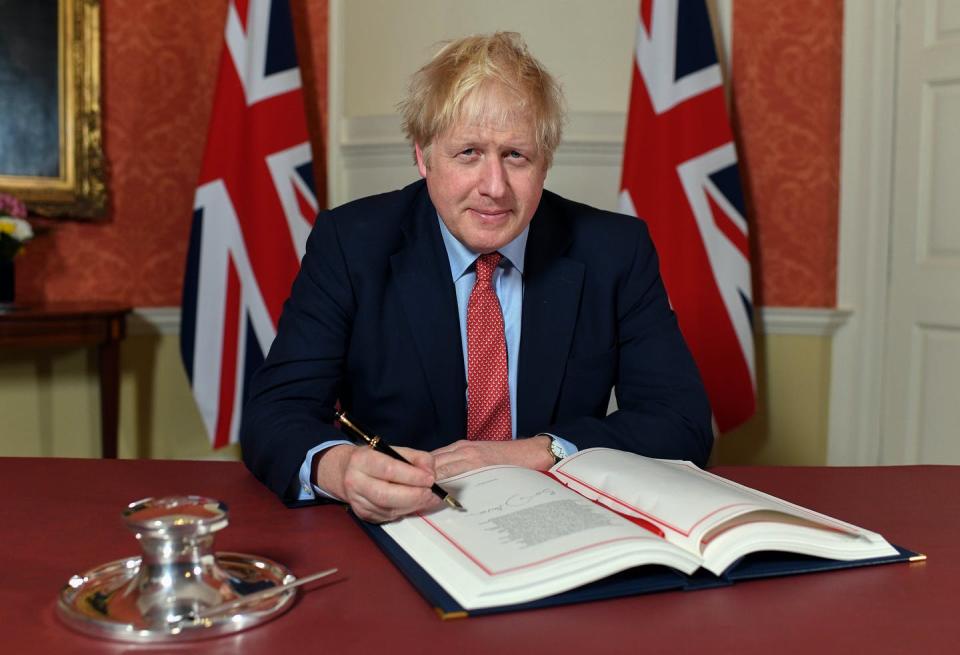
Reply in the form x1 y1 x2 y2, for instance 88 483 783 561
390 191 467 438
517 201 584 435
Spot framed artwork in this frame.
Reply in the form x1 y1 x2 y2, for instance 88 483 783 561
0 0 106 218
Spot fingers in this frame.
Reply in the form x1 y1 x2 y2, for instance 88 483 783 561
347 482 436 523
430 440 465 457
393 446 436 474
361 446 435 486
432 440 492 480
341 447 440 523
432 437 554 479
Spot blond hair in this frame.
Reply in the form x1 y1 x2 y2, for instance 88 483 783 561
399 32 565 168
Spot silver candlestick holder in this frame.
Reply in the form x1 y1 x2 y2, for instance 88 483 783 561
57 496 298 642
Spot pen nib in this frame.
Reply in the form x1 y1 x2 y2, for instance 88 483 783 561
444 495 465 511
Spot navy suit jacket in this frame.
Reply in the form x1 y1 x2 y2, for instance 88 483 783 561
241 180 713 503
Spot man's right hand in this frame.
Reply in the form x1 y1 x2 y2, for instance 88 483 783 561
314 444 442 523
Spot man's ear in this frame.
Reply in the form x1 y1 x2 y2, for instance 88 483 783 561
415 143 428 178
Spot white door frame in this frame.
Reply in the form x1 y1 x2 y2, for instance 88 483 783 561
828 0 899 465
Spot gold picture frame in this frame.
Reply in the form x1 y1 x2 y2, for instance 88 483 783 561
0 0 106 218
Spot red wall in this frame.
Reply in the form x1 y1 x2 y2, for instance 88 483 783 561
18 0 838 309
18 0 328 306
733 0 842 307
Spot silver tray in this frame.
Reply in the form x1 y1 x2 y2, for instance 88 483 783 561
57 551 296 642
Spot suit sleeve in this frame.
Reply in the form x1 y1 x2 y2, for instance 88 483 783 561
240 215 354 503
545 223 714 467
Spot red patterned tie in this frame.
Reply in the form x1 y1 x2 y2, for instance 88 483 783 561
466 253 512 441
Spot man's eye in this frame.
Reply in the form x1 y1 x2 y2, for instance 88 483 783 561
460 148 476 156
508 151 523 159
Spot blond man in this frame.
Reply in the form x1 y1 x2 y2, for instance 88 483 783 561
242 33 711 522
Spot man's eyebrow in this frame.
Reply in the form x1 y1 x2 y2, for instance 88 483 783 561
443 134 537 151
443 135 478 147
500 141 537 154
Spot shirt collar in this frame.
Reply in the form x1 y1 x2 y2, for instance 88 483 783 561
437 215 529 281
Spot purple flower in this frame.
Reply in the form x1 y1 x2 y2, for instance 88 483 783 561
0 193 28 219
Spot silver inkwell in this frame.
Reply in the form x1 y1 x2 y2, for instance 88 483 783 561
56 495 335 642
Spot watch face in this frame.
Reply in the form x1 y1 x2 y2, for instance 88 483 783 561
550 439 565 460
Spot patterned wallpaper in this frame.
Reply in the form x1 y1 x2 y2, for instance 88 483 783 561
16 0 329 306
16 0 836 308
732 0 842 307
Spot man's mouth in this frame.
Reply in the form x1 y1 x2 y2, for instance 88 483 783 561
470 208 510 220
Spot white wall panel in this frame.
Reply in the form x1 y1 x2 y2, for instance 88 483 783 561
910 325 960 462
932 0 960 43
921 81 960 259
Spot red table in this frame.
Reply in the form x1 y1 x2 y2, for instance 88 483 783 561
0 458 954 654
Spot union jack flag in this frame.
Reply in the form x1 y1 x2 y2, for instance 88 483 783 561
181 0 317 448
619 0 755 433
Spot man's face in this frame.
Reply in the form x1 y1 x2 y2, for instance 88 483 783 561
416 115 547 254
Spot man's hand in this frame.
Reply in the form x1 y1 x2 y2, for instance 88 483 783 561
431 435 555 480
315 444 443 523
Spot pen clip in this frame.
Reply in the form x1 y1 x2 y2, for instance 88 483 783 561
335 410 377 447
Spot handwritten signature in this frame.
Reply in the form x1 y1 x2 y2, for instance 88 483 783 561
472 488 557 518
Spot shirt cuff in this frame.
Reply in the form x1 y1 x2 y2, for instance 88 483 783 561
551 434 578 458
296 440 353 502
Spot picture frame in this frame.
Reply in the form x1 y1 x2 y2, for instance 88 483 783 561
0 0 107 219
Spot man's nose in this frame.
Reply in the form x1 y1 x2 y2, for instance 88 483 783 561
477 157 507 198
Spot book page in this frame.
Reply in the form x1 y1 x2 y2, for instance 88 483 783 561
381 464 699 609
550 449 889 559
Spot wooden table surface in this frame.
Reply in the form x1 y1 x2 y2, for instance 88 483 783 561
0 457 955 654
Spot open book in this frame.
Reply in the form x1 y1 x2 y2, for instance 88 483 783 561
366 448 913 615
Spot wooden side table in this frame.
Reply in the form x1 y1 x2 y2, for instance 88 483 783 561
0 302 132 458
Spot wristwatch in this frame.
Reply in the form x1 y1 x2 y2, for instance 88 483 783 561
544 434 568 464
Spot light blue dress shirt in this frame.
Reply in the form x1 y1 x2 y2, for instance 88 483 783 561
296 217 576 500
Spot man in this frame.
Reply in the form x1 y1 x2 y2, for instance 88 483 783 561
241 32 712 522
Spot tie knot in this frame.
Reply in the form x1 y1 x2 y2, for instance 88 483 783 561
475 252 501 284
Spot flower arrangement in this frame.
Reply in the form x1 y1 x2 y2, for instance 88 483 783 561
0 192 33 261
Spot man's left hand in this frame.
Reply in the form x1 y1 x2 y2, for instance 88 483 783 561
431 435 555 480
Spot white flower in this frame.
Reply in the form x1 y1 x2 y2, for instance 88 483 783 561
0 217 33 242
